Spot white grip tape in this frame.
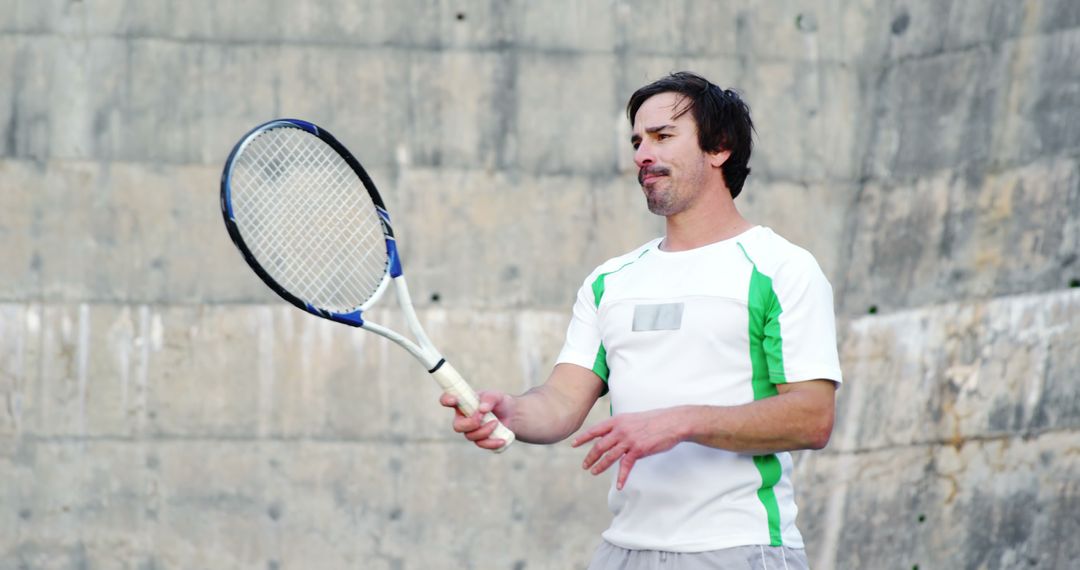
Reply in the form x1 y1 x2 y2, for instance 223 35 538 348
431 361 515 453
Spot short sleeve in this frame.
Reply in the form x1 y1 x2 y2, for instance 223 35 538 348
768 252 843 385
555 273 609 385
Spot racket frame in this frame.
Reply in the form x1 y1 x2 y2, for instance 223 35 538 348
221 119 515 452
220 118 398 325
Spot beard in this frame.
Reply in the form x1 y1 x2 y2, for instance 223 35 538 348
639 165 684 216
645 185 680 216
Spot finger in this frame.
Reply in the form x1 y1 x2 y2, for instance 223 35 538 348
463 418 500 442
582 434 619 470
616 454 638 490
474 437 508 450
452 412 486 434
590 444 627 475
440 393 463 413
476 391 503 414
572 421 612 448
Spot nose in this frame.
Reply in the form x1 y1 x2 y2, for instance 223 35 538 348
634 142 654 170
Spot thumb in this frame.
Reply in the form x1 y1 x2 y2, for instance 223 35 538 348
476 390 514 420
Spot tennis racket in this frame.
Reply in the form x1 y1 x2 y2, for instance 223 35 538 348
220 118 515 452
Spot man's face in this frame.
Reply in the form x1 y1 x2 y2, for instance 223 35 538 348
631 92 711 217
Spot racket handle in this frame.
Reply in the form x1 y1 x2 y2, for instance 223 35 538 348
430 361 516 453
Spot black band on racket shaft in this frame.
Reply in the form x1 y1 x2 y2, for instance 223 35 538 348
428 359 446 374
220 118 399 328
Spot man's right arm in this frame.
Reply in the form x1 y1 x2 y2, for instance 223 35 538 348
440 363 605 449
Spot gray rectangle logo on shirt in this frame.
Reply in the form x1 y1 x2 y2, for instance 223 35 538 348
632 302 684 331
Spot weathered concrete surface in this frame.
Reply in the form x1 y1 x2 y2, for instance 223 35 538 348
797 288 1080 570
798 432 1080 570
0 302 603 441
3 0 1080 568
0 302 614 569
840 155 1080 316
0 160 662 308
0 439 610 570
836 290 1080 448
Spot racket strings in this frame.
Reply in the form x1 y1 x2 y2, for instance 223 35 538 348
246 143 384 308
259 132 387 304
230 126 389 312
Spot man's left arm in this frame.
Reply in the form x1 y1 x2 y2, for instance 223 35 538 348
573 379 836 490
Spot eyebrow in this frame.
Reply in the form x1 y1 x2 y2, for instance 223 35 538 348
630 124 676 144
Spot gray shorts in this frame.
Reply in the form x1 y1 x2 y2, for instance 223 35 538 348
588 540 810 570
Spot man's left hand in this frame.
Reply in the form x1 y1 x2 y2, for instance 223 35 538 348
571 408 685 490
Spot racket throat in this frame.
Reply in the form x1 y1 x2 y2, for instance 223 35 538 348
321 307 365 327
427 358 447 374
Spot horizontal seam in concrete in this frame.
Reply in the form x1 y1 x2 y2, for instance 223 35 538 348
854 148 1080 187
7 426 1073 450
5 433 559 447
877 23 1080 68
0 300 575 313
0 29 860 64
8 287 1080 314
0 154 926 188
843 287 1080 324
5 133 1079 181
821 431 1076 457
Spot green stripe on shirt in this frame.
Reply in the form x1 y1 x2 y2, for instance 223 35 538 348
588 248 651 382
739 242 786 547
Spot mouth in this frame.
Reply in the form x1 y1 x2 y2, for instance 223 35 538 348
638 166 670 186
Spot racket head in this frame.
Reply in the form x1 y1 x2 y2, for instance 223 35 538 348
221 119 402 326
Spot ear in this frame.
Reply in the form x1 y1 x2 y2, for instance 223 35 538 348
708 149 731 168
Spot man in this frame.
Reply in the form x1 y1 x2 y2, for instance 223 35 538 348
442 72 842 570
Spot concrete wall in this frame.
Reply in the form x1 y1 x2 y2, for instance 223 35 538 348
1 1 1077 568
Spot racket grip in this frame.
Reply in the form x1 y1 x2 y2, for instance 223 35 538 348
431 361 515 453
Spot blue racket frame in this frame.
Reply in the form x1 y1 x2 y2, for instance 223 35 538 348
220 118 402 327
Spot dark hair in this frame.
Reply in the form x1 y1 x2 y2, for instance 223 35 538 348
626 72 755 198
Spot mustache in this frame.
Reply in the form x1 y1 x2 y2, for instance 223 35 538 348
638 165 671 185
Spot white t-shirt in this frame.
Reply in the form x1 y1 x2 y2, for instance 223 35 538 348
556 226 843 552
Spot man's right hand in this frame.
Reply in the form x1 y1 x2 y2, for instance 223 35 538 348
440 390 515 450
439 363 606 447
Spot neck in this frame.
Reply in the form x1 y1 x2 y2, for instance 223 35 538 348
660 188 754 252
